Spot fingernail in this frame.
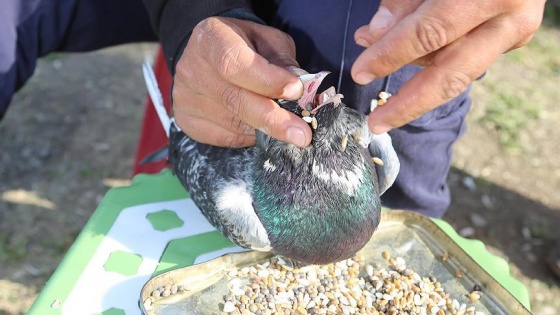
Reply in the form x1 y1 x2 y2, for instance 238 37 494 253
355 37 370 47
371 124 392 134
355 72 376 85
286 66 308 76
286 127 307 147
283 81 303 100
370 6 395 32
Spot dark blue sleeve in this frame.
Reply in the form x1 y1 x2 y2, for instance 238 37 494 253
0 0 156 121
142 0 254 72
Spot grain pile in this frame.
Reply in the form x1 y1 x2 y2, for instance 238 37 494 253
222 252 485 315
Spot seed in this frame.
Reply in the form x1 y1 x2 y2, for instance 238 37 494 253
382 251 391 260
302 109 311 117
378 91 392 100
51 300 62 309
143 297 152 310
468 292 481 302
455 269 463 278
370 99 379 112
302 116 313 123
220 253 484 314
223 301 236 312
341 135 348 151
366 265 374 277
378 98 387 106
311 117 318 130
372 157 384 166
441 251 449 262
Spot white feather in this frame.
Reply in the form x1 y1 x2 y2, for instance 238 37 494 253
214 182 271 251
142 62 171 138
263 159 277 172
311 161 364 195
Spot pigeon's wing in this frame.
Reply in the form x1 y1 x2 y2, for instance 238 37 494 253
169 124 270 250
340 107 400 195
365 132 400 195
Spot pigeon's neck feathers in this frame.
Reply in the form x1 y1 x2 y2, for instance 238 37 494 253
251 103 381 264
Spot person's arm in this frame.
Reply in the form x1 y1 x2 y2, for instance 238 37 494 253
142 0 255 73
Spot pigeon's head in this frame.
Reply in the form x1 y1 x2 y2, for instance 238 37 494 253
252 72 381 264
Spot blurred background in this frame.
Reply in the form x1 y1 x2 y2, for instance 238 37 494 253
1 4 559 314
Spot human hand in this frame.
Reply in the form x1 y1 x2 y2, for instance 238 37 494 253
351 0 546 134
173 17 311 147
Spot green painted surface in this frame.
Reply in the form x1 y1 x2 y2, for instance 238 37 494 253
103 250 143 276
154 231 237 276
433 218 531 309
96 307 126 315
28 170 186 315
146 209 184 231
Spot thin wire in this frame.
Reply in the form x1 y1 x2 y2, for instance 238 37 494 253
382 74 392 92
337 0 354 92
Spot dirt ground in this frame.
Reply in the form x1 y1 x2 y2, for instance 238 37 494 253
1 25 559 315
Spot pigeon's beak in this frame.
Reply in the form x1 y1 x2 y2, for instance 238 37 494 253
297 71 330 110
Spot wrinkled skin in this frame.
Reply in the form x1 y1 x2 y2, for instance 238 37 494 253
173 0 545 148
351 0 546 134
173 18 309 148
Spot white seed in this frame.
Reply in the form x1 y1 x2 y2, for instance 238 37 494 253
341 135 348 151
370 99 379 112
51 300 62 309
311 117 318 130
414 294 423 306
468 291 481 302
378 91 392 100
223 301 236 312
302 116 313 123
372 157 384 166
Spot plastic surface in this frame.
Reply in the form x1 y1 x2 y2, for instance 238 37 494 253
29 170 531 314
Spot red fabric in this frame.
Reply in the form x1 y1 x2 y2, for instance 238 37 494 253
133 47 173 175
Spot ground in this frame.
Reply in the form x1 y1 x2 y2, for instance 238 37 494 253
1 24 559 315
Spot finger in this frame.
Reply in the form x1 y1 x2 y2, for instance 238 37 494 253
217 83 312 147
368 18 520 134
352 1 503 84
175 55 312 147
178 116 257 148
197 17 303 100
173 93 255 136
354 0 423 46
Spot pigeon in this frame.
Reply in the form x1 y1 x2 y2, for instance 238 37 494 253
143 65 399 265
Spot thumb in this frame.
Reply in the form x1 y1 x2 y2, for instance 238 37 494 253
247 24 305 100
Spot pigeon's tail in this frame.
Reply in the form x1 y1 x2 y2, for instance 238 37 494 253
142 62 171 138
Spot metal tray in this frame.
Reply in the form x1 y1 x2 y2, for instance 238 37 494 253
139 210 531 314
